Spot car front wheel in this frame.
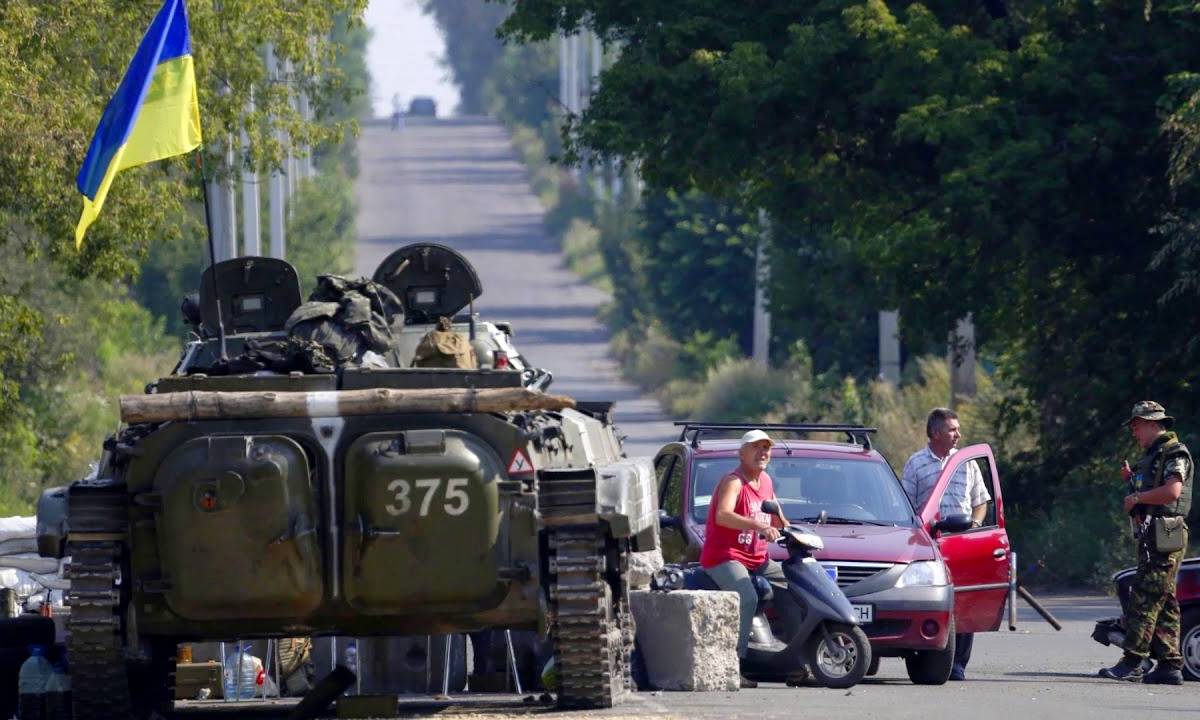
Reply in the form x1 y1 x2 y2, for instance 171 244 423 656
1182 608 1200 681
905 621 955 685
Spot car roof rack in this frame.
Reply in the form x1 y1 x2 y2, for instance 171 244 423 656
674 422 878 450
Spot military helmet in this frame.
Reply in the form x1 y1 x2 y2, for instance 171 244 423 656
1127 400 1175 428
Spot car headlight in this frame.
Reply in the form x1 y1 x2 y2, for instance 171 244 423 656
894 560 948 588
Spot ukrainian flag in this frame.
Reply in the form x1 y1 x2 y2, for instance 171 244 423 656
75 0 202 248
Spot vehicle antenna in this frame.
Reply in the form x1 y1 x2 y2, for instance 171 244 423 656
195 153 228 363
468 293 476 342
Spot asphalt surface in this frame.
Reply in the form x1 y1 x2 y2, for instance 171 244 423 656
176 595 1194 720
325 117 1200 717
354 116 677 457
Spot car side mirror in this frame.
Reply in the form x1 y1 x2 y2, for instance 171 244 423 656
932 513 973 535
658 509 680 529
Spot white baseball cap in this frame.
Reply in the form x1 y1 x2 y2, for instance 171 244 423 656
740 429 774 448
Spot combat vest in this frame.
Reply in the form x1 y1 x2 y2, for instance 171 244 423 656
1133 432 1193 518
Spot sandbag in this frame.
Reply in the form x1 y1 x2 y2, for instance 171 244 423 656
0 517 35 544
0 538 37 556
0 569 39 598
0 555 59 575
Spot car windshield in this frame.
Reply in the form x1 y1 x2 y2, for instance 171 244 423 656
691 456 916 526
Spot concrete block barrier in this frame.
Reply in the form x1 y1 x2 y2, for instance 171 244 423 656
630 590 740 691
628 548 664 589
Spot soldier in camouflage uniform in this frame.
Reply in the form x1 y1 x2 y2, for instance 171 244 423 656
1099 401 1192 684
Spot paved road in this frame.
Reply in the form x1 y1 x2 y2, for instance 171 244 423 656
354 117 676 457
177 595 1195 720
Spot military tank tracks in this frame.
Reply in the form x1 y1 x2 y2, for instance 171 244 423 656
66 540 136 720
540 470 635 709
66 488 175 720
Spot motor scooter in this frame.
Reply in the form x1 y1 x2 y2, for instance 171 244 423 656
656 501 871 689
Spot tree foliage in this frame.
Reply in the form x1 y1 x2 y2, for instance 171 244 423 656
0 0 368 510
626 189 758 355
500 0 1200 502
419 0 511 114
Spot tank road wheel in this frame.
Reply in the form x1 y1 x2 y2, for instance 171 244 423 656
547 526 633 709
66 541 176 720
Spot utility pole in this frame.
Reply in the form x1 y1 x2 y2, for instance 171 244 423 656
948 314 977 408
205 165 226 264
205 83 236 263
752 210 772 367
558 33 568 118
284 59 297 200
240 96 261 256
298 89 313 179
590 32 604 198
266 44 287 260
878 310 901 385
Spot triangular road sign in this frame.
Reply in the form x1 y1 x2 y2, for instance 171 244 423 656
508 448 535 475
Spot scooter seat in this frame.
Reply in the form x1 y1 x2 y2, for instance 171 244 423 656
679 565 774 603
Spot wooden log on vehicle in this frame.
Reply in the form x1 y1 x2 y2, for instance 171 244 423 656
119 387 576 423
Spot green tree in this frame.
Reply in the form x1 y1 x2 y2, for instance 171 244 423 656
501 0 1200 504
629 189 758 354
483 39 559 130
419 0 511 114
0 0 368 510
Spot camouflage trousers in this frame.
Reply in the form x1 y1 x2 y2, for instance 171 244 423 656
1122 531 1187 667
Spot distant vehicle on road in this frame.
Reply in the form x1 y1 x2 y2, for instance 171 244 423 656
654 422 1013 685
408 96 437 117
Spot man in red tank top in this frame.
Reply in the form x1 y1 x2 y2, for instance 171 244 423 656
700 430 793 687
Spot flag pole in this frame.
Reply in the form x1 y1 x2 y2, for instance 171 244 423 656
195 151 229 363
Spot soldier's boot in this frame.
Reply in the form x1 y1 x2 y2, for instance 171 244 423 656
1142 663 1184 686
1098 657 1147 682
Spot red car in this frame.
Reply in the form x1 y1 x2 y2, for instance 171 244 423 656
655 423 1012 684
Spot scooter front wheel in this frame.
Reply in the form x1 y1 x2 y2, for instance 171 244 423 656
805 623 871 689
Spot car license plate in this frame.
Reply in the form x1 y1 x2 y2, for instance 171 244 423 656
852 604 873 624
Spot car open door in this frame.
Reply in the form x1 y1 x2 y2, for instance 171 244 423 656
655 451 693 564
919 444 1010 633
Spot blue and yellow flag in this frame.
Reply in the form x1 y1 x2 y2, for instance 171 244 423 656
75 0 202 248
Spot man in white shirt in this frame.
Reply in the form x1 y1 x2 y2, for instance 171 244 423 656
900 407 991 681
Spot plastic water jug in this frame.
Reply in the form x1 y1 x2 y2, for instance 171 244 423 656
223 644 263 700
17 645 53 720
44 664 70 720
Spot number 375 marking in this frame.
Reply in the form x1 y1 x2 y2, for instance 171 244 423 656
385 478 470 517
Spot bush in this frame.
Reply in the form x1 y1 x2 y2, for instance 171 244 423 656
866 356 1036 475
1005 457 1133 589
689 359 796 422
618 322 684 391
561 219 608 291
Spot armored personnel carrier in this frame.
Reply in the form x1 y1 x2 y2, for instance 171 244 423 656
36 243 657 718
